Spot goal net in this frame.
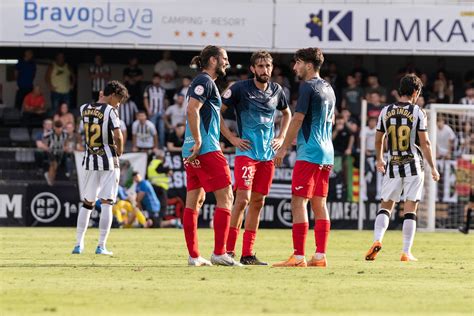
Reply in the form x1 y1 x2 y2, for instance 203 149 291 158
422 104 473 231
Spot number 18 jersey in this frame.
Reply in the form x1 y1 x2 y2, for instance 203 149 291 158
80 102 121 170
376 102 427 178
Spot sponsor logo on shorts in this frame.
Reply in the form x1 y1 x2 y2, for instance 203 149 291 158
294 186 304 191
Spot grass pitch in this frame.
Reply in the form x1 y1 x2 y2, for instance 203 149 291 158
0 228 473 315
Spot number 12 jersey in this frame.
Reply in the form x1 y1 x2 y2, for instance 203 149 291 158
80 102 121 170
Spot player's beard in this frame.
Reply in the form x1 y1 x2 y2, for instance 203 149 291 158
215 60 227 77
255 73 270 83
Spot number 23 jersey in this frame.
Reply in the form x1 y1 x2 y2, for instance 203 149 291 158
80 102 121 170
376 102 427 178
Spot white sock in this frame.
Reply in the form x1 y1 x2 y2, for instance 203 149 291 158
294 255 305 260
402 213 417 254
314 252 325 260
75 206 92 248
98 204 113 248
374 210 390 242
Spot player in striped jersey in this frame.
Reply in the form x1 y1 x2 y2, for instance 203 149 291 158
143 74 166 148
43 119 69 186
365 74 440 262
72 80 128 256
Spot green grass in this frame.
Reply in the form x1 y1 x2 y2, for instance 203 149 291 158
0 228 473 316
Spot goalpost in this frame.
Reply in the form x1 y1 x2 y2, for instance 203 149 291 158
359 102 474 232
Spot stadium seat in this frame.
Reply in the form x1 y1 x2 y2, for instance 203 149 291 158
2 108 21 126
9 127 31 145
15 149 35 163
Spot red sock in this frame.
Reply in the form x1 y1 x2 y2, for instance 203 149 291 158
292 222 309 256
183 208 199 258
213 207 231 255
226 227 240 254
242 230 256 257
315 219 331 254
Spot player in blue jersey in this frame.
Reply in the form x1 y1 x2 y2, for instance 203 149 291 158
182 45 240 267
220 50 291 265
273 48 336 267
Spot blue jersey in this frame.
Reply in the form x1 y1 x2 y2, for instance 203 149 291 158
222 80 288 161
295 78 335 165
136 180 161 213
182 73 222 158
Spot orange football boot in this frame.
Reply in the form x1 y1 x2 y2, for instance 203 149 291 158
365 241 382 261
400 253 418 262
272 254 307 267
307 255 327 267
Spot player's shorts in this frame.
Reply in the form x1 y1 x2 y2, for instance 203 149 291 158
292 160 332 199
184 151 231 193
82 168 120 203
234 156 274 195
380 173 424 202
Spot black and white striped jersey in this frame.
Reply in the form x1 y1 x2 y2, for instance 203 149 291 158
131 120 157 148
376 102 427 178
143 85 166 115
89 64 111 93
43 130 68 155
118 100 138 127
80 102 121 170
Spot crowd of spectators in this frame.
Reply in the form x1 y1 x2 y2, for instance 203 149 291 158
8 49 474 178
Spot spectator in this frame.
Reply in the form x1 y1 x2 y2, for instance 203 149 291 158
22 85 46 125
64 122 80 177
45 52 75 114
154 51 178 103
164 93 186 131
53 102 75 130
143 74 166 147
366 91 383 119
166 123 185 152
459 84 474 105
271 65 290 89
365 116 378 157
89 54 111 101
112 186 152 228
436 116 456 160
132 111 159 154
133 171 179 228
120 119 128 148
147 153 175 227
118 97 138 139
433 70 453 103
456 121 472 157
333 114 355 157
326 61 343 109
43 120 69 185
14 49 36 110
351 56 368 86
365 73 387 103
416 95 426 108
123 57 144 108
275 74 291 102
341 74 364 122
35 119 52 173
175 75 192 108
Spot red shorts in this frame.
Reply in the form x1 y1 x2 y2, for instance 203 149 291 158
184 151 231 193
234 156 275 195
292 161 332 198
